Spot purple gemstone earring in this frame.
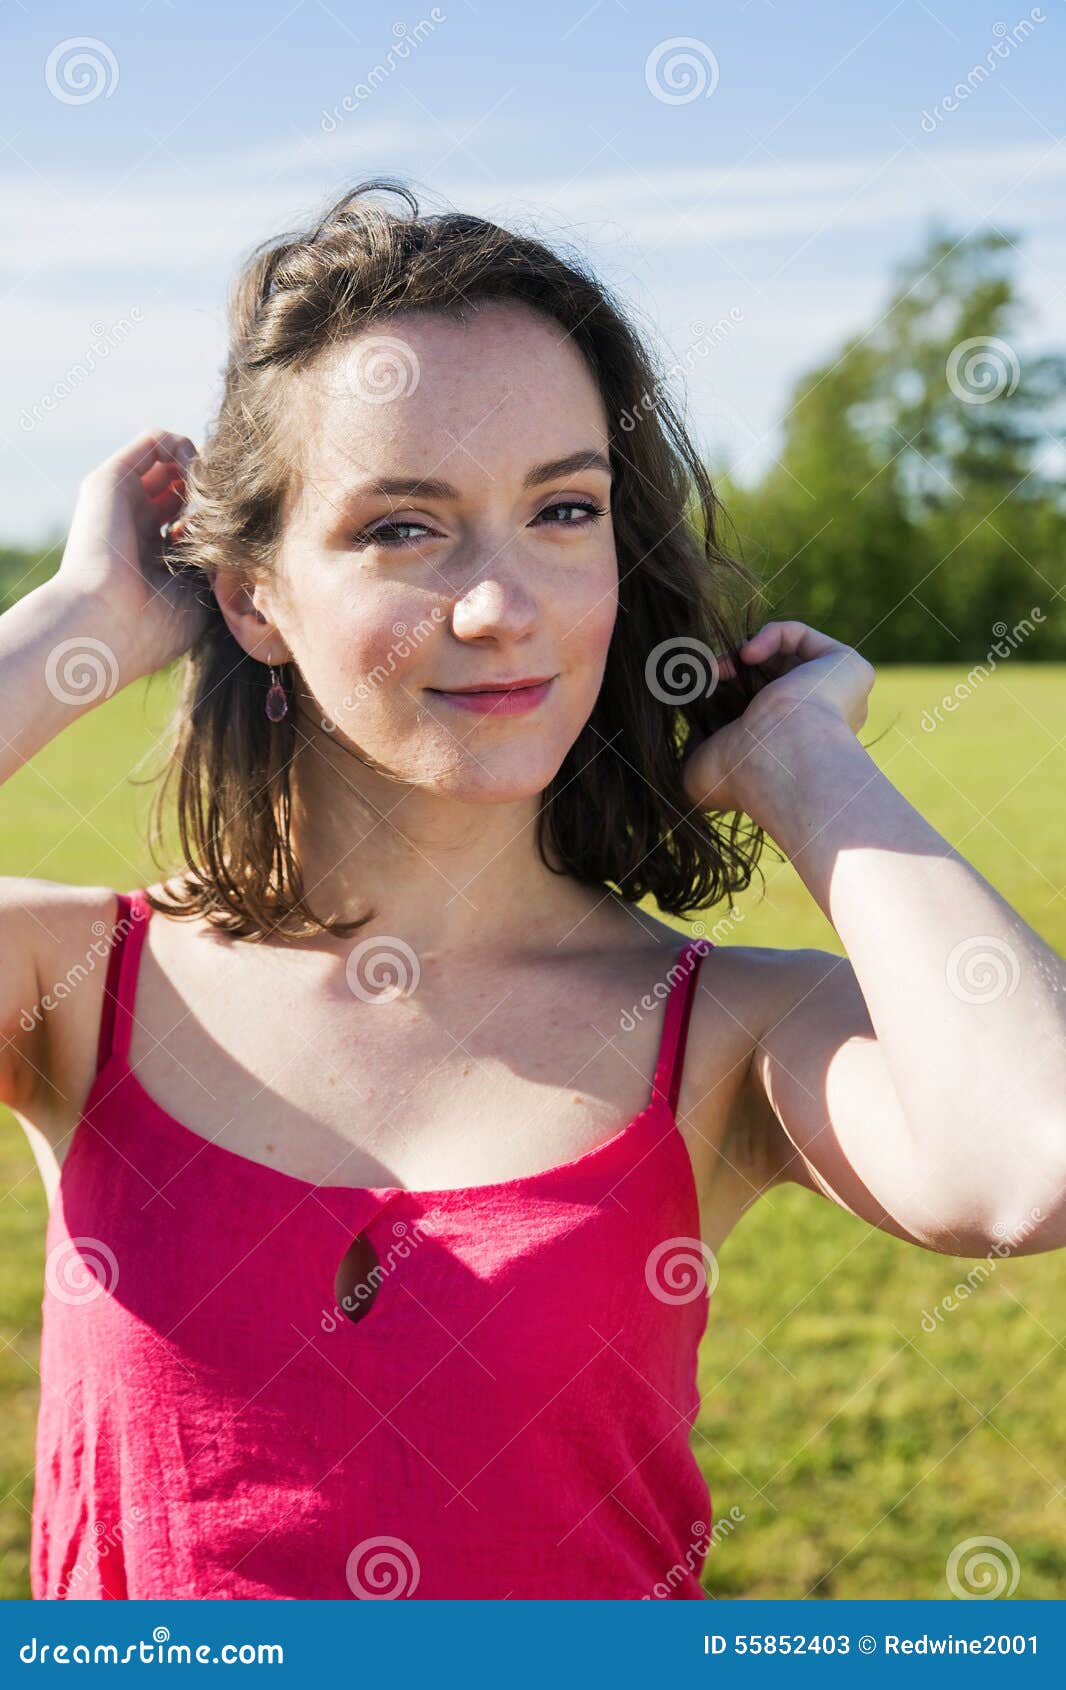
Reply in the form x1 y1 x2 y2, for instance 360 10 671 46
265 662 289 723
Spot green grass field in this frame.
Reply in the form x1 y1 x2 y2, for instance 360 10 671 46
1 664 1063 1600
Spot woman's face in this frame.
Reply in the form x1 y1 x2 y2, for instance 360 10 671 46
262 301 619 803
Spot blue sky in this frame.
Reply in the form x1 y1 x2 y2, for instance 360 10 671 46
3 0 1064 543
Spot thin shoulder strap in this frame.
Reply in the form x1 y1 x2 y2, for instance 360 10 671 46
651 938 714 1115
95 889 152 1074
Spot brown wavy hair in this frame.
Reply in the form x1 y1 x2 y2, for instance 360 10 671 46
144 177 771 940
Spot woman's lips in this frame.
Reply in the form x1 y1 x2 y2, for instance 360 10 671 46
426 678 554 716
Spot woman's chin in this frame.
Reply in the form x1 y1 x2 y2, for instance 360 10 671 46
431 772 557 804
414 749 564 804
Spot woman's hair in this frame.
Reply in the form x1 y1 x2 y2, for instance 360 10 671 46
145 176 771 940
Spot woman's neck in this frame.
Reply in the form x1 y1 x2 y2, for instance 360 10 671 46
287 765 604 957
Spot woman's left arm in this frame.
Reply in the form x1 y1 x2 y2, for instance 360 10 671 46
682 620 1066 1258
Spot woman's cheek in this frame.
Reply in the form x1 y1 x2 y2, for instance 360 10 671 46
564 565 618 688
309 613 427 733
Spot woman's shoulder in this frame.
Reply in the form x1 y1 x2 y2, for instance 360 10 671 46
5 875 130 1004
1 877 132 1133
640 920 848 1189
620 907 826 1014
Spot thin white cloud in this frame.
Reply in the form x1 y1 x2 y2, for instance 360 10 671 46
3 137 1064 538
4 138 1064 284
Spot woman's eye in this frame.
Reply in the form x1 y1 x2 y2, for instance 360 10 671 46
353 500 606 550
534 499 607 527
355 520 431 549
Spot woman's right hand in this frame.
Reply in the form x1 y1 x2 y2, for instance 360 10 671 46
56 429 215 680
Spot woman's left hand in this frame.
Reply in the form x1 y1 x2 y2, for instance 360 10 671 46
680 620 876 814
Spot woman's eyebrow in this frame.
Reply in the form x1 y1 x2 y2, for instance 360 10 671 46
340 448 613 506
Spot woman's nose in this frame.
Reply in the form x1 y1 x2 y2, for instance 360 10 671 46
450 571 539 642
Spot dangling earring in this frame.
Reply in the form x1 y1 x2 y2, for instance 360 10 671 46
265 659 289 723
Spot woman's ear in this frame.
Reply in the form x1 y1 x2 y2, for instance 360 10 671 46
210 569 289 665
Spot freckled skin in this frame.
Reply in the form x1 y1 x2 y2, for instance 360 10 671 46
250 300 619 810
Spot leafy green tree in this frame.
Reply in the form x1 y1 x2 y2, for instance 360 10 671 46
723 227 1066 660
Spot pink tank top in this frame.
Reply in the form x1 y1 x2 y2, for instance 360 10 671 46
32 888 715 1600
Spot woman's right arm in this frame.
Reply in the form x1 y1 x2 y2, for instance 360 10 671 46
0 428 210 1112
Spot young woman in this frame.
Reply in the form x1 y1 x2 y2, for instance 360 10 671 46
3 180 1064 1602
